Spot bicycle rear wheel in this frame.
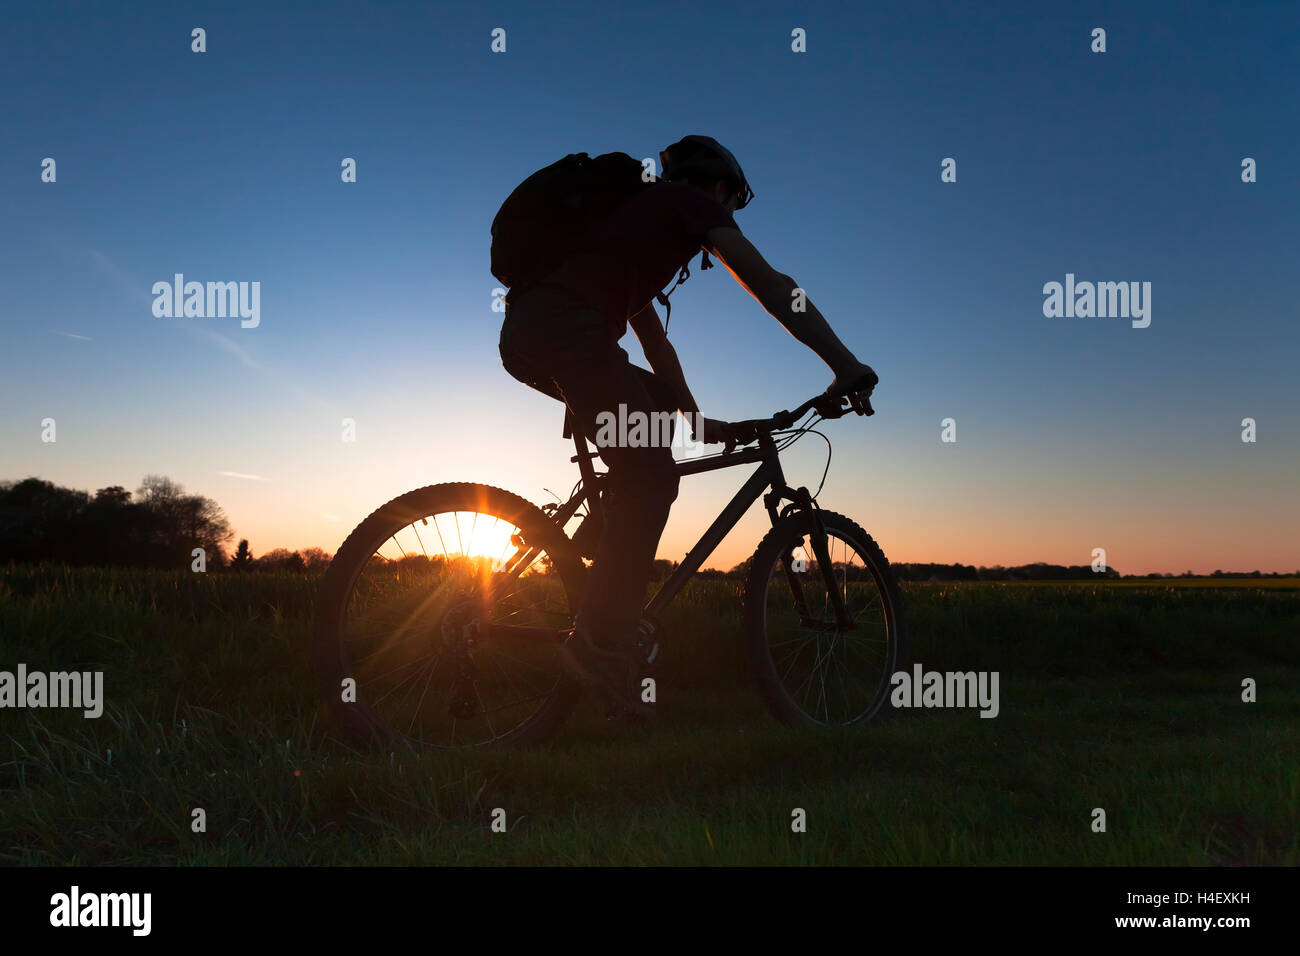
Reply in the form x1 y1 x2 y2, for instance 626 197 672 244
313 482 584 749
741 510 906 726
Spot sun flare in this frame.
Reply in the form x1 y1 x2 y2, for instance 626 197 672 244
376 512 522 569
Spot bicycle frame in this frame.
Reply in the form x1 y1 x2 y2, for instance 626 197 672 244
554 412 852 625
485 405 859 646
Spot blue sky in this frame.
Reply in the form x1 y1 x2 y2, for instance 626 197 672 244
1 0 1296 572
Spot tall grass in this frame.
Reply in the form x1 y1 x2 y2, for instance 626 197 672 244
1 567 1296 864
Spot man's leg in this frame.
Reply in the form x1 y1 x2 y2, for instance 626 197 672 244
550 356 680 649
498 286 677 712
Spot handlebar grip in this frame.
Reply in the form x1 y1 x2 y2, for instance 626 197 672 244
812 388 875 419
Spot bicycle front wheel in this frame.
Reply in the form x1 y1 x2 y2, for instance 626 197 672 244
313 482 585 749
741 510 907 726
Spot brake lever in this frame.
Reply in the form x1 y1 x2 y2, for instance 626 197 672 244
719 420 760 455
813 393 846 418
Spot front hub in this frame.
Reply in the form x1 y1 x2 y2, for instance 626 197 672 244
441 598 486 719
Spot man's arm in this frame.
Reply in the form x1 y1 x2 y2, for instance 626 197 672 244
628 299 700 416
629 301 736 443
703 225 874 393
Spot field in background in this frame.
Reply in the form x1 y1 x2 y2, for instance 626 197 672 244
1 566 1297 865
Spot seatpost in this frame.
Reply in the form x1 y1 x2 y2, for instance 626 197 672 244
566 412 601 499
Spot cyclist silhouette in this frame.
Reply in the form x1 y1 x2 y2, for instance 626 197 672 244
499 135 877 716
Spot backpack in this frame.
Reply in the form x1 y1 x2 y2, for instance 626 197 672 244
490 151 652 291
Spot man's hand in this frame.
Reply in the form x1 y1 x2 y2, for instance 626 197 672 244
829 360 878 397
692 416 747 453
828 361 879 416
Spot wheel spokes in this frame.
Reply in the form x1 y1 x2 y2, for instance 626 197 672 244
339 509 573 748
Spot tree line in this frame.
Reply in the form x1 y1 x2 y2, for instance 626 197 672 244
0 476 330 571
3 477 1290 578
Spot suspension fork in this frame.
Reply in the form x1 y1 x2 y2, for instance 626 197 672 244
766 484 854 629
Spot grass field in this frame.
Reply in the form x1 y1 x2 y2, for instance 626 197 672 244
1 565 1297 865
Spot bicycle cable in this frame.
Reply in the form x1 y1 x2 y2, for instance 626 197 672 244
807 428 833 499
772 410 817 450
771 412 834 500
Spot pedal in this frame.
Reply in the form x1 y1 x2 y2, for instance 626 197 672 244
635 616 661 665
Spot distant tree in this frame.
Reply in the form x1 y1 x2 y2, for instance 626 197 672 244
176 493 233 566
650 558 678 580
93 485 132 507
82 485 149 565
0 477 90 563
135 474 233 566
136 474 183 511
257 548 306 572
230 539 254 571
299 547 332 571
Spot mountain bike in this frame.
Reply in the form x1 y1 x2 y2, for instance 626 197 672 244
313 387 906 749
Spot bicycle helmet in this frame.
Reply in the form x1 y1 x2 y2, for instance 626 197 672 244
658 135 754 209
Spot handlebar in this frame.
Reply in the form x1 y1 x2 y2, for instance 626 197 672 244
774 390 864 428
722 380 875 449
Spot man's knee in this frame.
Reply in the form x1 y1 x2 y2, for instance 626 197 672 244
640 449 680 514
648 463 680 509
607 448 678 512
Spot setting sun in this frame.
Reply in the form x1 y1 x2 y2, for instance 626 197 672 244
376 511 522 569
